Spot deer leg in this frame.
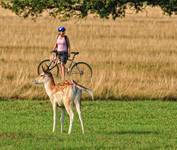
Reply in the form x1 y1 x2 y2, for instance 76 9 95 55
60 108 65 133
74 90 84 134
65 104 74 134
68 110 74 134
52 102 57 132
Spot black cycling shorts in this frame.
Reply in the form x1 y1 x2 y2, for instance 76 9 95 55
57 51 68 64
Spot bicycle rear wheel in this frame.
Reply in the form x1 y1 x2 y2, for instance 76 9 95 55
69 62 92 84
37 59 59 77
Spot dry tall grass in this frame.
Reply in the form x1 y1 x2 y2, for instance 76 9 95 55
1 7 177 100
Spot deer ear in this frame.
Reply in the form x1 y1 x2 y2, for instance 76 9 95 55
42 64 50 72
42 65 44 72
45 64 49 72
42 65 46 73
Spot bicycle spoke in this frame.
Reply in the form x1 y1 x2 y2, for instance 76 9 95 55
70 62 92 84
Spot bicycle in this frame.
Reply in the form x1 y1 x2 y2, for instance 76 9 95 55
37 51 93 84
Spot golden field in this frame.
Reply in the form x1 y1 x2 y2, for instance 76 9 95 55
1 7 177 100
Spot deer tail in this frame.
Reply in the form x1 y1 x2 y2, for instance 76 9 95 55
71 80 94 100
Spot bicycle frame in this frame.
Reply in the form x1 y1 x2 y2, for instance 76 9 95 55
37 51 93 83
49 52 78 74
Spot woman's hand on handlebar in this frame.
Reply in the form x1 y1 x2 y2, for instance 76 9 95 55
51 49 57 53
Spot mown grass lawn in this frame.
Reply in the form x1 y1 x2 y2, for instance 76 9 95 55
0 100 177 150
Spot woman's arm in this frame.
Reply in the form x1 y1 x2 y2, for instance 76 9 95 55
53 34 59 51
53 43 57 51
67 37 71 57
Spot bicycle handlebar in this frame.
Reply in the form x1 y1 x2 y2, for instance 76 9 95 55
51 50 79 56
51 50 57 54
71 52 79 55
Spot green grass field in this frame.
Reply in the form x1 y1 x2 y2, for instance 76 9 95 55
0 100 177 150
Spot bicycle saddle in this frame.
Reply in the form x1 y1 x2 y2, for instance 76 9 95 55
71 52 79 55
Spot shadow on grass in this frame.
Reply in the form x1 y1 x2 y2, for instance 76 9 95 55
0 132 61 141
93 95 177 101
105 130 159 136
0 132 36 141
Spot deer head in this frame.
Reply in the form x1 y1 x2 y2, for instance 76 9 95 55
33 66 53 84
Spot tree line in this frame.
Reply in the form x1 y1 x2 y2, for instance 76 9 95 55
1 0 177 19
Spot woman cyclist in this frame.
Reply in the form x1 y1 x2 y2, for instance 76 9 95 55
52 26 71 81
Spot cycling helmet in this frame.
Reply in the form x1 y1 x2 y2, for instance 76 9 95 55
58 26 66 32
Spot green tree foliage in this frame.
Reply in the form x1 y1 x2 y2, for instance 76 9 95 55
1 0 177 19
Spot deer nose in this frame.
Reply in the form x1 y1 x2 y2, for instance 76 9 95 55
32 79 37 84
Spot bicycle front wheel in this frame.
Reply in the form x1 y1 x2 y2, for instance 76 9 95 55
37 59 59 77
69 62 92 84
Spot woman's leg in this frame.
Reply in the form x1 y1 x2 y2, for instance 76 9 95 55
60 63 65 81
59 52 68 81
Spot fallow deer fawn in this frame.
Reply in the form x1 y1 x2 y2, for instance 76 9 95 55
33 68 93 134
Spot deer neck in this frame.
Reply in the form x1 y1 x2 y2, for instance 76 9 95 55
44 78 56 98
